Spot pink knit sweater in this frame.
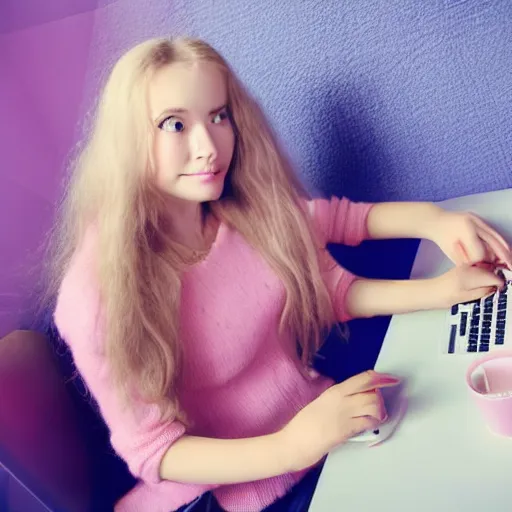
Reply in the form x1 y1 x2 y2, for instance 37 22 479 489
54 196 373 512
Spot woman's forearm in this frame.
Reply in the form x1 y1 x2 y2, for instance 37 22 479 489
159 432 293 485
346 277 441 318
366 201 443 240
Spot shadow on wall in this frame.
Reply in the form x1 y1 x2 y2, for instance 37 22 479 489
305 80 421 379
304 79 394 202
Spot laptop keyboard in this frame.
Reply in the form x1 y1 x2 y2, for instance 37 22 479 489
444 269 512 355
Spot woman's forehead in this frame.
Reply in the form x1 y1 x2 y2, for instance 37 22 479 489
148 62 228 120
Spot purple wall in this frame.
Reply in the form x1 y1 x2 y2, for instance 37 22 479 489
1 0 512 337
84 0 512 203
0 6 96 336
0 0 103 34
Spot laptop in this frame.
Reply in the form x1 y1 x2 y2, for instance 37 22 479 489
443 268 512 355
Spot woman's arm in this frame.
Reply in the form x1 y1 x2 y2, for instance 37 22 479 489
345 265 504 319
344 277 439 318
306 197 443 244
368 202 512 270
366 201 443 240
160 433 291 484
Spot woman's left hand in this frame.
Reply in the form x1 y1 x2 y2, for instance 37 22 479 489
425 209 512 270
434 263 506 308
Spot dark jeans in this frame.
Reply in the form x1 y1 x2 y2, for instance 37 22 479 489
175 463 323 512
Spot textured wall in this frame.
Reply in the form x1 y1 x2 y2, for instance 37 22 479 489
88 0 512 202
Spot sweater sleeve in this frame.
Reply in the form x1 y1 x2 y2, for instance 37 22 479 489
307 196 373 246
53 229 186 485
305 196 374 322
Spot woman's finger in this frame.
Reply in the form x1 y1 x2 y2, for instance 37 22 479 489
339 370 400 397
458 231 487 264
470 214 511 251
464 265 504 291
476 226 512 268
469 214 512 267
461 286 497 303
454 240 469 264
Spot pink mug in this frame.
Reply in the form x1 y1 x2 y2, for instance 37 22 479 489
466 351 512 437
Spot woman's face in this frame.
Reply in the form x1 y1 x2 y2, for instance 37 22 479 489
148 61 235 204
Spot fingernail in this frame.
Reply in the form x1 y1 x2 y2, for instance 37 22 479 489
378 376 401 385
380 372 400 380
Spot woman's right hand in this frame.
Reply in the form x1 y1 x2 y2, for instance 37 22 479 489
280 370 401 472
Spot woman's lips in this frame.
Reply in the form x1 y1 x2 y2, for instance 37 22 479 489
180 169 223 182
181 169 221 177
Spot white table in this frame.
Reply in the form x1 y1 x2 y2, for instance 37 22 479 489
310 188 512 512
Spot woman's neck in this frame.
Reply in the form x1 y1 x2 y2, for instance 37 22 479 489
167 200 215 252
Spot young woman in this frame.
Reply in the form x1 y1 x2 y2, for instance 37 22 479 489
49 37 510 512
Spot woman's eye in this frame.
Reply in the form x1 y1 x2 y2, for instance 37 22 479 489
212 111 228 124
159 117 185 132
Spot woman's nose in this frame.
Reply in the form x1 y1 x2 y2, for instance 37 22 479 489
191 125 217 164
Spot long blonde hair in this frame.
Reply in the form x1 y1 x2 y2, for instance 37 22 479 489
47 37 335 420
